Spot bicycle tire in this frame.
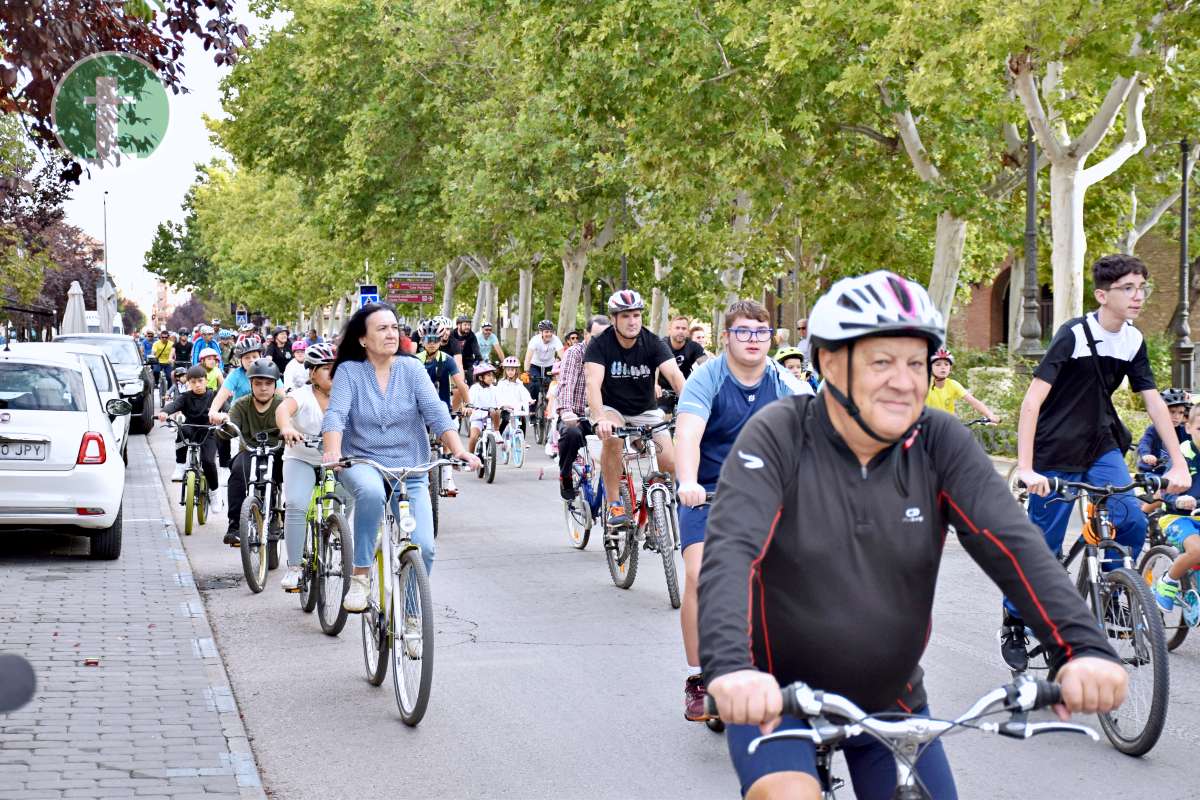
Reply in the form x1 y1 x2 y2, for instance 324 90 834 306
391 548 434 726
197 474 209 526
361 561 390 686
428 469 440 538
183 471 196 536
651 497 681 609
317 511 352 636
605 482 638 589
267 509 282 571
1138 545 1189 651
536 412 548 446
299 517 319 613
484 436 497 483
240 497 268 594
564 497 591 550
513 429 524 468
1095 567 1169 756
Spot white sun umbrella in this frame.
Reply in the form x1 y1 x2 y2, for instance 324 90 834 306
60 281 88 334
96 280 118 333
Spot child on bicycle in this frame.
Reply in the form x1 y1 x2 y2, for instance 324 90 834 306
774 347 819 393
495 355 532 437
466 363 502 454
215 358 284 547
1138 388 1190 474
157 366 220 491
926 347 999 423
1153 402 1200 613
166 366 189 404
198 348 224 392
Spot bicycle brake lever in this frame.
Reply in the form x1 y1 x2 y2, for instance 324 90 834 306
996 716 1099 741
747 729 822 754
748 720 856 754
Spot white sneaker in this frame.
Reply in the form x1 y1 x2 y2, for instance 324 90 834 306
444 476 458 497
280 565 302 592
404 615 423 659
343 575 370 613
171 464 185 481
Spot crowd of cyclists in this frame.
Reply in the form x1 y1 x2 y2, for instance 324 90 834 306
142 250 1200 799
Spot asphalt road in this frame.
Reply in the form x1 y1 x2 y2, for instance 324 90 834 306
146 426 1200 799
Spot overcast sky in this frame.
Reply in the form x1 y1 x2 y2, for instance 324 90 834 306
62 5 272 314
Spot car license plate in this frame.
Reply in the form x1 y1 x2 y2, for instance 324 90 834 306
0 441 47 461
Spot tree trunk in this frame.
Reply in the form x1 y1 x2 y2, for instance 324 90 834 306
440 260 460 319
1049 164 1087 331
581 281 592 322
332 295 347 333
1007 255 1025 354
472 279 489 328
557 246 587 336
650 255 674 335
517 267 533 357
927 211 969 321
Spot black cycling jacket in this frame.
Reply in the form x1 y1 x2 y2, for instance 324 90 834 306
698 394 1118 713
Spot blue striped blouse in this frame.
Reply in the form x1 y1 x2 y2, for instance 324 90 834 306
322 356 455 468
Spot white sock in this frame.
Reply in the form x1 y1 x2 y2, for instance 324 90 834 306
686 665 702 678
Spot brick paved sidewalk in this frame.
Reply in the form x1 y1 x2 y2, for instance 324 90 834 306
0 436 265 800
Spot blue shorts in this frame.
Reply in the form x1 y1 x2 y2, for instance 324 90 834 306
1163 516 1200 551
678 494 714 551
725 707 957 799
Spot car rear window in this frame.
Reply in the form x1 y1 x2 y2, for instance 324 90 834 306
0 363 86 411
56 336 140 367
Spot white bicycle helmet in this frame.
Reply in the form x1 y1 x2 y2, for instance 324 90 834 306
304 343 336 368
501 356 520 368
419 317 450 339
606 289 645 314
809 271 944 445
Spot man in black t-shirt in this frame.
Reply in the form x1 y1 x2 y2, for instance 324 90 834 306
585 289 686 527
449 316 483 385
1009 253 1190 670
657 314 706 413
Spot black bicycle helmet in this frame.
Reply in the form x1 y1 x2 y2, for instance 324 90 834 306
537 319 555 332
246 358 280 381
1161 387 1190 407
456 315 472 324
233 336 263 358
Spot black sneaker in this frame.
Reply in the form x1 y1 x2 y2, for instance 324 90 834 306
560 480 576 502
999 613 1029 672
223 530 240 547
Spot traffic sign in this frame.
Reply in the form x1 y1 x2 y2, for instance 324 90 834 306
390 292 435 304
358 284 379 308
387 273 435 304
235 309 248 325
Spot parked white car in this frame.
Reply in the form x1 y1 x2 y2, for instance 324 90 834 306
0 347 130 559
3 342 131 463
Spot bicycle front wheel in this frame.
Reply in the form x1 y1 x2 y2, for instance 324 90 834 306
196 474 209 525
1097 567 1169 756
299 517 318 613
361 561 390 686
512 429 524 468
183 471 196 536
391 548 434 726
317 511 352 636
428 464 440 538
651 498 681 609
484 437 497 483
1139 545 1189 651
240 497 268 593
605 482 638 590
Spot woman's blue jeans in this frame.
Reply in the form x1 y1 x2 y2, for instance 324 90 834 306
339 462 435 575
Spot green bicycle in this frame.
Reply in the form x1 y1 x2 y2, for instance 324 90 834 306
164 419 219 537
294 437 354 635
339 455 460 726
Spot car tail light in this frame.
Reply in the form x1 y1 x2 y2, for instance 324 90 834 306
76 432 106 465
76 507 105 516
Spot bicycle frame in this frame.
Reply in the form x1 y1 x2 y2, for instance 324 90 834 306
617 424 677 541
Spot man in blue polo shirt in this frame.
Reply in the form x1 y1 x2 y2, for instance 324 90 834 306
674 299 810 723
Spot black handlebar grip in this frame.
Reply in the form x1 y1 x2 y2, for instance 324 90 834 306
1034 681 1062 709
779 686 802 719
704 695 718 719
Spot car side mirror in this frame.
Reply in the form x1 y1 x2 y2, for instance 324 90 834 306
106 398 133 417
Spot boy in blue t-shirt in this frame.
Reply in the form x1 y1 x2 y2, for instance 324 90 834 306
1153 402 1200 620
673 301 810 723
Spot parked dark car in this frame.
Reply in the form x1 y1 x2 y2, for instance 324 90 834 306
53 334 155 434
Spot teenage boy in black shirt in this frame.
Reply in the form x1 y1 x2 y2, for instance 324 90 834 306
657 314 706 413
1010 253 1191 669
158 366 220 492
584 289 686 527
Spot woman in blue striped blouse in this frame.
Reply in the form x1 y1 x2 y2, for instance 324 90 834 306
321 303 478 613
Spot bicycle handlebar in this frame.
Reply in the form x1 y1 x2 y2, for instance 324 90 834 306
704 677 1094 752
612 421 674 439
333 456 467 480
1018 473 1164 496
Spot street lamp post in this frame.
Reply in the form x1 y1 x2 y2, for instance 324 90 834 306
1015 123 1045 370
102 190 109 285
1173 137 1194 389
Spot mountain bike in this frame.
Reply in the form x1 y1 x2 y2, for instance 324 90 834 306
227 422 285 594
563 429 605 550
427 430 444 538
530 372 552 446
1139 503 1200 651
1034 474 1169 756
499 407 526 469
607 421 681 608
338 456 462 726
292 437 353 636
164 419 219 536
706 677 1098 799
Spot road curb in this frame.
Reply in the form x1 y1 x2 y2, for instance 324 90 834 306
143 436 267 799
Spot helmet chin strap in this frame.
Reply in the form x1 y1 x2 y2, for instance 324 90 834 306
822 341 917 446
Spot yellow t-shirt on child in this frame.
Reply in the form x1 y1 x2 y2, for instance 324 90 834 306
927 378 967 414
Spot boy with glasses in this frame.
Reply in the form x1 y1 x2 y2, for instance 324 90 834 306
675 300 810 722
1009 253 1190 669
